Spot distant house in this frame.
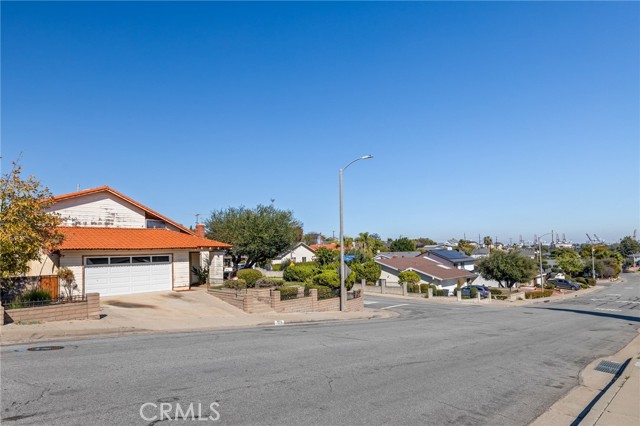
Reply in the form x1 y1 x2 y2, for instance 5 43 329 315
420 250 476 271
310 243 341 252
272 242 316 265
375 256 476 296
471 247 490 259
374 251 421 259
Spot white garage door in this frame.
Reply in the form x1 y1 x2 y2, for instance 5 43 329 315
84 255 172 296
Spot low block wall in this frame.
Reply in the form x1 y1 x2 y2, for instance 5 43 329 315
3 293 100 325
208 289 245 310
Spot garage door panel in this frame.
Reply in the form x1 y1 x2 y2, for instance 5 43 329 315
85 255 172 296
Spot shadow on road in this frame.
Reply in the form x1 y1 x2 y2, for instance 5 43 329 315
535 307 640 323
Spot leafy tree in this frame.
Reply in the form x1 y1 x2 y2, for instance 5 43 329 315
618 236 640 257
456 240 475 256
205 204 302 271
551 248 584 277
0 164 63 279
390 237 416 252
477 250 537 289
398 270 420 285
350 259 381 284
415 237 437 247
315 247 338 266
483 236 493 247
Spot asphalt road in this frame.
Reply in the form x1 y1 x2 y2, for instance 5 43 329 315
2 274 639 426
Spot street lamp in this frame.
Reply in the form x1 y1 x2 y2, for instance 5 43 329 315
537 232 552 291
339 155 373 311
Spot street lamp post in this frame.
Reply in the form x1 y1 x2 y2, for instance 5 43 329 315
537 232 552 291
339 155 373 311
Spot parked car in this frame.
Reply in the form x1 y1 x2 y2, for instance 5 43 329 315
548 279 580 291
460 285 490 298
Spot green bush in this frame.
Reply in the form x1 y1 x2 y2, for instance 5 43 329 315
283 264 317 282
311 270 340 289
420 284 430 293
433 289 448 297
237 269 263 287
271 264 281 271
586 278 596 286
573 277 587 285
470 287 478 298
224 279 247 290
7 288 53 309
255 277 284 287
490 288 506 295
525 290 554 299
278 286 299 300
304 284 337 300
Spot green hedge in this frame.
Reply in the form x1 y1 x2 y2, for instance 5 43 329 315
278 286 299 300
224 279 247 289
490 288 506 295
419 284 430 293
255 277 284 287
304 284 337 300
310 270 340 289
283 264 318 282
525 290 554 299
7 288 52 309
237 269 263 287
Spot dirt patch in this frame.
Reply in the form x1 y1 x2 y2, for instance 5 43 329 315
103 301 157 309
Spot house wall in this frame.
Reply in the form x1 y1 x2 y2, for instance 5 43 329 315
48 192 182 232
59 249 192 294
272 245 316 265
26 253 60 277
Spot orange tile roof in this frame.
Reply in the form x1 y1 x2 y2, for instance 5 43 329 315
57 227 231 251
310 243 341 251
52 186 195 236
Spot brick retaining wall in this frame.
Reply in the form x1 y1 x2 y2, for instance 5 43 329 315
3 293 100 325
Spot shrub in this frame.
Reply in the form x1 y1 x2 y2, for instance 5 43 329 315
283 264 317 282
433 289 447 297
8 288 53 309
525 290 554 299
470 287 478 299
586 278 596 286
398 270 420 285
278 286 299 300
420 284 430 294
58 267 78 298
190 266 209 285
366 281 376 286
304 284 337 300
311 270 340 289
573 277 587 285
272 264 281 271
490 288 506 295
580 283 589 289
224 279 247 290
237 269 263 287
255 277 284 287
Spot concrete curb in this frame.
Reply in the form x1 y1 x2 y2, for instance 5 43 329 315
530 329 640 426
0 308 396 346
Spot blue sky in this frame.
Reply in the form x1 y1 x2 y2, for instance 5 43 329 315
2 1 638 244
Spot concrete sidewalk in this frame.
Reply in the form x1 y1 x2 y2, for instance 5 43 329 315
531 330 640 426
0 287 395 345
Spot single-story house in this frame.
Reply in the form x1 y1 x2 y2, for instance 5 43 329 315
310 243 341 251
272 242 316 265
374 251 421 260
28 186 231 297
375 256 477 295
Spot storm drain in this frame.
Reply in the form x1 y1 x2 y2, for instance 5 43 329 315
26 346 64 352
594 360 623 375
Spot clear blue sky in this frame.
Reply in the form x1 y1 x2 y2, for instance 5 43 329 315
2 1 638 244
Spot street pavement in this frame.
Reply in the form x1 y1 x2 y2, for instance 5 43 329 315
2 275 639 426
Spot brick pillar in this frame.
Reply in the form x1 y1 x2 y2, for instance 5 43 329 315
427 287 433 298
86 293 100 320
310 288 318 310
476 291 481 302
488 291 492 303
271 290 280 310
0 305 4 325
402 282 407 296
457 289 462 302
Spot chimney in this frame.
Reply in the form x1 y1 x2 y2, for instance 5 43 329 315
195 224 205 238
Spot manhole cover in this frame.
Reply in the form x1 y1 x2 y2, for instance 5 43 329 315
594 360 622 375
26 346 64 352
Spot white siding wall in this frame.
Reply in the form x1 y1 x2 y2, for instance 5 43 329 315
50 193 147 228
273 245 316 264
173 251 190 290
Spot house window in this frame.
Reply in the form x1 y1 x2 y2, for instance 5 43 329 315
110 257 131 264
302 257 307 262
146 219 167 229
152 256 170 263
132 256 151 263
86 257 109 265
292 257 297 262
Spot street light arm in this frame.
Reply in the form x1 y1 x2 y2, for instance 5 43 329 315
341 155 374 172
